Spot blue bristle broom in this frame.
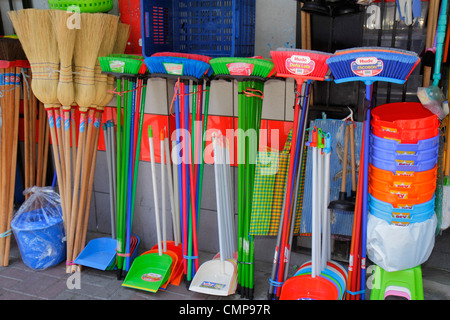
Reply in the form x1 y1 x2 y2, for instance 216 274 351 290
144 56 213 285
326 47 420 300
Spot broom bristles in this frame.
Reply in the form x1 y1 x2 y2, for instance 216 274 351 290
94 14 119 107
51 9 77 108
74 13 107 109
9 9 60 105
113 23 131 55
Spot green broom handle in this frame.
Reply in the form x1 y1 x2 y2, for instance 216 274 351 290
237 80 246 290
116 77 124 272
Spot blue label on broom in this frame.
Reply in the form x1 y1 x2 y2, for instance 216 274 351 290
80 119 85 133
351 57 383 77
48 115 54 128
94 118 101 129
65 117 70 131
56 115 61 128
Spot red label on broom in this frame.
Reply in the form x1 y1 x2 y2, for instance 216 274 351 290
227 62 254 76
285 55 315 76
351 57 383 77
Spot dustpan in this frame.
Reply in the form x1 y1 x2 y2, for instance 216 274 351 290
143 248 179 289
189 259 237 296
121 253 173 293
74 237 117 270
151 241 184 285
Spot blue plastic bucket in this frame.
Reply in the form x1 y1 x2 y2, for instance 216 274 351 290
370 143 439 162
369 194 435 225
11 206 66 270
369 153 438 173
370 133 439 153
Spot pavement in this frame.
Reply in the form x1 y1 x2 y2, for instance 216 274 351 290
1 232 450 304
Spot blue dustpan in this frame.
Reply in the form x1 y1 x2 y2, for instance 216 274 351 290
74 237 117 270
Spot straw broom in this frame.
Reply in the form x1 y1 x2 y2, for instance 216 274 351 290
50 9 77 236
72 13 118 266
68 12 107 273
3 65 22 266
7 9 63 265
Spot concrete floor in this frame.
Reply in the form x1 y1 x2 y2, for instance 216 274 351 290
1 232 450 302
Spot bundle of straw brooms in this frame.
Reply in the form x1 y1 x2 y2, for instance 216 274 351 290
9 8 130 272
0 37 28 267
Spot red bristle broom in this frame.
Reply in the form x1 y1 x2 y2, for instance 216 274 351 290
326 47 420 300
268 48 334 299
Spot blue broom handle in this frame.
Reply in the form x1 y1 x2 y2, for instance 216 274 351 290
433 0 448 86
361 83 372 300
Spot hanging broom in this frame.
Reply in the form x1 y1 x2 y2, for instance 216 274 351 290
50 9 77 236
0 37 26 266
68 12 107 273
75 14 119 263
268 48 333 299
144 55 212 284
326 47 420 300
209 56 275 299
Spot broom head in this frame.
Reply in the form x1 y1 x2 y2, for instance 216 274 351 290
209 57 275 80
99 56 143 76
144 56 212 80
270 48 333 81
326 47 420 85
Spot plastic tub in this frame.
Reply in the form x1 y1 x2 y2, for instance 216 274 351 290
369 185 435 208
371 125 439 144
369 164 437 185
370 133 439 153
370 153 437 173
369 193 435 214
370 143 439 162
371 102 440 131
369 203 435 225
11 206 66 270
369 175 436 198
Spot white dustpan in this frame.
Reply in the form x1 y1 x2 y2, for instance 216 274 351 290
189 133 237 296
189 259 237 296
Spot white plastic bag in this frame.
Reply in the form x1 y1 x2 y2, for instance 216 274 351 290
10 187 66 270
367 212 436 272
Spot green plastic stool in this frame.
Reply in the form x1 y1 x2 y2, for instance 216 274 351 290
370 265 424 300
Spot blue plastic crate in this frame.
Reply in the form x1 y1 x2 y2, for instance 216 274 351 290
141 0 255 58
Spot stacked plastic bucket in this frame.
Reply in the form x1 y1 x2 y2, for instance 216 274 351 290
367 102 439 272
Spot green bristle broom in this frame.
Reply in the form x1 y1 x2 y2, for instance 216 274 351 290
209 56 275 299
99 55 145 279
326 47 420 300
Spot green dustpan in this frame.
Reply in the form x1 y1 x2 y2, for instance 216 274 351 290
122 253 173 293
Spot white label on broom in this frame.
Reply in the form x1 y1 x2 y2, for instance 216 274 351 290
285 55 315 76
351 57 383 77
110 60 125 73
163 63 184 75
227 63 254 76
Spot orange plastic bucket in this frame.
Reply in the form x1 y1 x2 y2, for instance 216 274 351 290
280 274 340 300
371 102 440 130
369 185 435 208
369 164 437 184
371 125 439 144
369 174 436 197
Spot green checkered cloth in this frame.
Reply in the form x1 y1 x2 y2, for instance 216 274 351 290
249 129 306 236
249 149 279 235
